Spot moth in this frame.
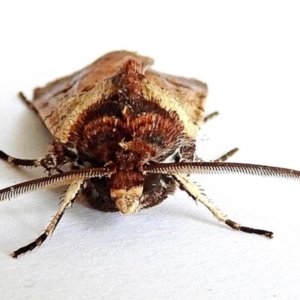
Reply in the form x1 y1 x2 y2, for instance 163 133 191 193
1 50 299 258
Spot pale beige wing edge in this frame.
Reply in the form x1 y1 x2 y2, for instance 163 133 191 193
145 69 208 131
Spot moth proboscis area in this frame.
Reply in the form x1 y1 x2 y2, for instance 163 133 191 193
1 50 299 258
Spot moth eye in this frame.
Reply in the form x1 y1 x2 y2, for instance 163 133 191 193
143 174 162 194
174 152 182 162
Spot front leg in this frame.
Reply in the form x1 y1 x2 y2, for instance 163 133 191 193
0 140 77 174
11 179 86 258
174 174 273 238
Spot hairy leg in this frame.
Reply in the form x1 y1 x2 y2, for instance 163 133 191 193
174 174 273 238
11 179 86 258
213 148 239 162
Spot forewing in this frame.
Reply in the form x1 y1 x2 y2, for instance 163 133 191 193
32 51 154 132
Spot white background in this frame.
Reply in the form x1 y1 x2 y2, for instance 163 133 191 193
1 1 300 299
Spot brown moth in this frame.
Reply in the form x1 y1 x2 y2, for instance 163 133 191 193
1 50 299 258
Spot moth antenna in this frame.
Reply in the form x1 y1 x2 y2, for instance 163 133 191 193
0 168 110 201
144 162 300 180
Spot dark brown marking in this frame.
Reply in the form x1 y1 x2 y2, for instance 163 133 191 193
11 232 47 258
225 219 273 238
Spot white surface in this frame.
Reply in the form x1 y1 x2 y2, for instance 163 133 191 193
1 1 300 300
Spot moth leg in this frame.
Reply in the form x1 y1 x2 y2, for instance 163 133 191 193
204 111 238 162
204 111 219 123
11 179 85 258
174 174 273 238
0 93 46 167
0 141 77 174
0 150 40 168
18 92 38 113
214 147 239 162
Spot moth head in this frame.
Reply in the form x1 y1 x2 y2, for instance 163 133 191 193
108 171 144 214
110 186 143 215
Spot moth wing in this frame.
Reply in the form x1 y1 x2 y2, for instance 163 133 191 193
31 51 207 140
145 69 208 134
32 51 154 125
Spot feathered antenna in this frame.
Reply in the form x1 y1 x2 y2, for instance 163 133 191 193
0 167 110 201
144 161 300 179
